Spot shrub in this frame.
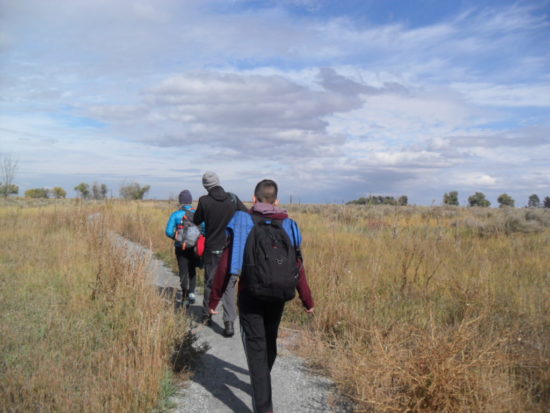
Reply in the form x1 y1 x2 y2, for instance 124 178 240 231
120 182 150 200
443 191 459 206
24 188 50 198
0 183 18 197
497 193 515 208
74 182 90 199
52 186 67 199
468 192 490 207
528 194 540 208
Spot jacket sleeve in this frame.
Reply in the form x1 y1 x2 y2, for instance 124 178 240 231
235 196 248 212
165 212 178 239
209 240 232 311
193 199 204 226
287 219 313 309
296 258 314 310
228 212 254 275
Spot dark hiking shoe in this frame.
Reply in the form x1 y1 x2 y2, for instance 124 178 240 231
223 321 234 337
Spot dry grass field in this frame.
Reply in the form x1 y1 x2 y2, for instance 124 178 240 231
1 199 549 412
0 200 188 413
285 204 550 412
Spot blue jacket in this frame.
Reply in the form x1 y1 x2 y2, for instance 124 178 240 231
165 205 204 248
227 210 302 275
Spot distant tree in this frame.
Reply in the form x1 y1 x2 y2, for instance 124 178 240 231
544 196 550 209
120 182 150 200
468 192 491 207
25 188 50 198
367 196 379 205
443 191 459 206
527 194 540 208
347 195 404 206
497 193 514 208
0 184 18 197
92 182 108 200
398 195 408 206
74 183 90 199
1 154 18 198
52 187 67 199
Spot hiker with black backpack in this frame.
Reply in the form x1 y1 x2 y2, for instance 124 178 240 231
209 179 314 413
193 171 248 336
165 189 203 308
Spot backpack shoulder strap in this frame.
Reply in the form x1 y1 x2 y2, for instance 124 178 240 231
251 214 264 225
181 207 195 224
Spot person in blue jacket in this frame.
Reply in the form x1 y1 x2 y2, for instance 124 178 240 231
209 179 314 413
165 189 200 307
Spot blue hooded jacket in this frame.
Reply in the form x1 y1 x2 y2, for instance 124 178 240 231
165 205 204 248
226 210 302 276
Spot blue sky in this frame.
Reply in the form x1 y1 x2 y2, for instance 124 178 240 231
1 0 549 204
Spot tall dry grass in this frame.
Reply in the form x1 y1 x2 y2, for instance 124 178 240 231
6 200 546 412
0 201 188 412
102 199 185 275
284 204 550 412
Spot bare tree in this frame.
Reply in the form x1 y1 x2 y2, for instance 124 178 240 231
91 182 108 200
0 154 18 198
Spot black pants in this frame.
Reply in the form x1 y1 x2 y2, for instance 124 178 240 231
175 247 197 298
239 294 285 413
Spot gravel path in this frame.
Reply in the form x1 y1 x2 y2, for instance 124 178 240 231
170 300 343 413
112 232 349 413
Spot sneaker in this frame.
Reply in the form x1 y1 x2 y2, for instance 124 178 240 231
223 321 234 337
187 292 196 305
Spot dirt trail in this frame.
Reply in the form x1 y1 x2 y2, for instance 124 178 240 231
114 233 348 412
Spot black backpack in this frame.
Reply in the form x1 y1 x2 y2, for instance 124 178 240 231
242 215 299 302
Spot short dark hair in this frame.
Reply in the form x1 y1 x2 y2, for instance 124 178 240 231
254 179 278 204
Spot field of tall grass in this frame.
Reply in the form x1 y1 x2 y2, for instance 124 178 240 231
0 200 189 412
2 199 548 412
285 204 550 412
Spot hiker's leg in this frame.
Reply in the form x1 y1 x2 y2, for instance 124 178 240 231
264 301 285 371
175 247 189 298
239 295 272 413
202 250 222 318
221 274 238 323
187 252 197 295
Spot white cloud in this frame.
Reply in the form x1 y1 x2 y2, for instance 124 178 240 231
452 82 550 107
451 173 497 187
0 0 549 203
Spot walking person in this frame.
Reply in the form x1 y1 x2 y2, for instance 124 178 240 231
193 171 247 336
165 189 200 307
209 179 314 413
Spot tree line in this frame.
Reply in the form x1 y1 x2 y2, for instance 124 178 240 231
347 191 550 208
443 191 550 208
2 181 150 200
2 154 548 205
347 195 409 206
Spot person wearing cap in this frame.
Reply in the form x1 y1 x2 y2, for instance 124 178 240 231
193 171 247 336
165 189 200 308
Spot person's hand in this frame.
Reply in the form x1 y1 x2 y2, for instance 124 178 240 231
305 307 314 314
209 308 218 315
